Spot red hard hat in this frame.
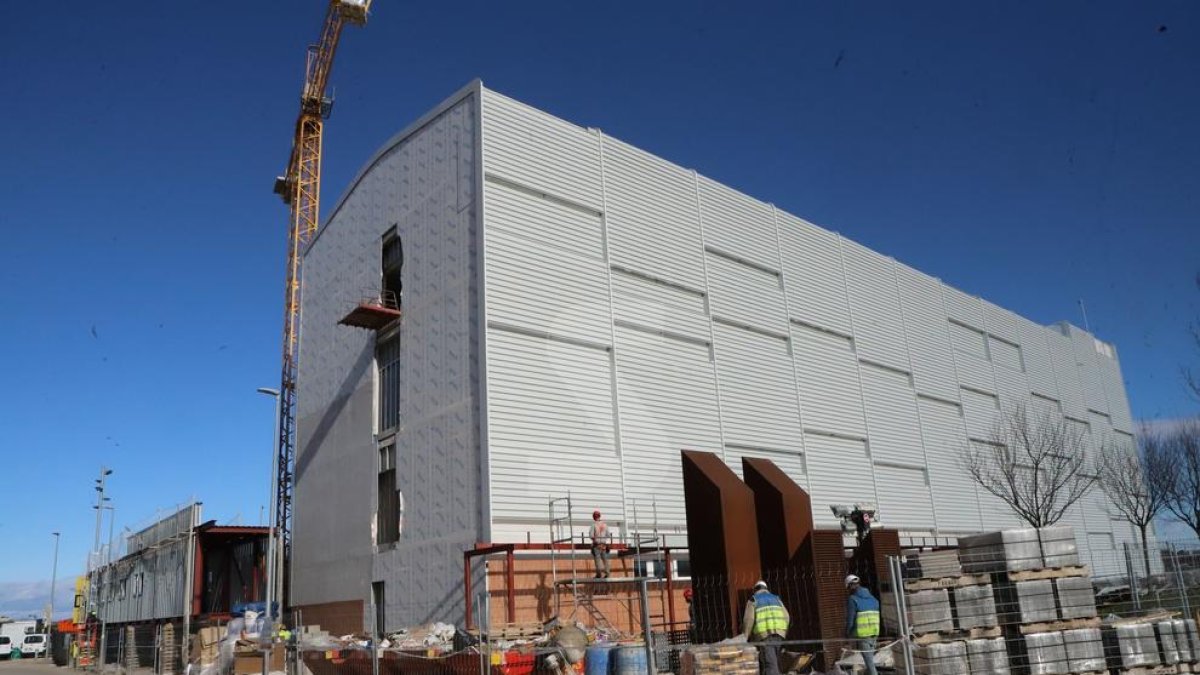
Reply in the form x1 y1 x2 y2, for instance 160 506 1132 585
593 510 601 519
683 588 693 600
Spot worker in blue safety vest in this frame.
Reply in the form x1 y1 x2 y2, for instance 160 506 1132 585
742 580 790 675
844 574 881 675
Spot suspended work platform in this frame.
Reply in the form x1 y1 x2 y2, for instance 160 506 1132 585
338 290 401 330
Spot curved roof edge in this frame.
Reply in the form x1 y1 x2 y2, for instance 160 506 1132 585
304 78 483 256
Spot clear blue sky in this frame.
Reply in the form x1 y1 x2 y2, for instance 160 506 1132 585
1 2 1197 616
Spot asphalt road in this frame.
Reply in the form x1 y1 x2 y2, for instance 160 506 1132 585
0 660 67 675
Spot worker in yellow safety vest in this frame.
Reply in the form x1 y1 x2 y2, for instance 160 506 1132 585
845 574 881 675
742 580 790 675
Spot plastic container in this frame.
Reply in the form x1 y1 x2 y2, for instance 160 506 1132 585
611 645 648 675
585 644 614 675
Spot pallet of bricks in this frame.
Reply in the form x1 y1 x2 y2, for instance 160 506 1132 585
896 546 1007 674
1099 614 1200 675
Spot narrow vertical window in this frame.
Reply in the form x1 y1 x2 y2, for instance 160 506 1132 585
382 230 403 309
377 446 399 545
377 334 400 433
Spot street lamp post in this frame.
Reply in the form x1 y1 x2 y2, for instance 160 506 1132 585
46 532 60 661
257 387 282 630
97 504 114 668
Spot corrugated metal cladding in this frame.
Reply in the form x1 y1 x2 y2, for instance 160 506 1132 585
474 84 1137 546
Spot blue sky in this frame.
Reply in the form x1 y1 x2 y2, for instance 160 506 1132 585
1 2 1197 617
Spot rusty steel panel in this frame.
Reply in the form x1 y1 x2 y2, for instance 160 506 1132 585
808 529 849 671
742 457 813 569
849 529 901 597
682 450 762 642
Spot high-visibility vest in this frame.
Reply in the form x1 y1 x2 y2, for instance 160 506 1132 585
853 609 881 638
751 592 789 639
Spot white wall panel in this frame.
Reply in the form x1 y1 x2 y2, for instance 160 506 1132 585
804 433 876 526
610 269 709 342
874 463 935 530
712 324 803 453
951 321 995 394
1065 325 1111 415
992 358 1030 409
485 188 612 344
896 265 959 402
983 301 1021 345
1047 331 1087 420
777 212 852 335
917 397 984 532
614 327 723 525
969 440 1023 530
961 388 1000 441
1028 394 1062 422
791 323 867 438
481 89 602 210
988 336 1023 372
601 137 706 289
841 239 909 372
697 176 778 269
1099 355 1134 433
706 252 787 334
727 446 807 488
486 330 623 521
942 286 984 328
860 363 924 466
1019 319 1059 399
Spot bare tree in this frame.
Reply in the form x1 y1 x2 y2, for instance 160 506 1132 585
961 404 1098 528
1163 418 1200 539
1097 424 1174 575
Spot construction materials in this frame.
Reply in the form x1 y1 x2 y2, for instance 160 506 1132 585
907 589 954 634
965 637 1010 675
679 643 758 675
1000 579 1058 624
1021 631 1068 675
1103 622 1161 669
1061 627 1105 672
953 584 998 630
905 550 962 580
1053 576 1098 620
958 526 1080 574
901 640 968 675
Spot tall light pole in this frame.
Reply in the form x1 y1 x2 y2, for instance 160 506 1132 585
92 468 113 571
257 387 282 626
97 504 114 668
45 532 60 661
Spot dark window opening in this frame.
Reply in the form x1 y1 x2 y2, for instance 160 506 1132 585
372 581 387 637
377 446 399 546
378 334 400 432
382 231 403 309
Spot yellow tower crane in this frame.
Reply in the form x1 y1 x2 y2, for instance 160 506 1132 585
271 0 372 609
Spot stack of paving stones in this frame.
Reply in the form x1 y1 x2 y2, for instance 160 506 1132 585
680 644 758 675
1100 618 1200 674
899 550 1006 674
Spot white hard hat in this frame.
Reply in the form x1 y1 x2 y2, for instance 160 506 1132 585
753 580 768 590
845 575 860 588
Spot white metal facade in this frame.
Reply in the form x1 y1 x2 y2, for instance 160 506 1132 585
476 86 1137 574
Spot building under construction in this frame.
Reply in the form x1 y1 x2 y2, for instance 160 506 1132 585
291 81 1138 633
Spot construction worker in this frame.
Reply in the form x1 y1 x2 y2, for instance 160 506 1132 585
742 580 790 675
844 575 881 675
683 587 695 641
590 510 611 579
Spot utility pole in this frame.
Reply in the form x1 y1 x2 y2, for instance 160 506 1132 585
46 532 60 662
257 388 282 627
92 467 113 571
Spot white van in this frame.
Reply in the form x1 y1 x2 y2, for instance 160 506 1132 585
0 635 12 659
17 633 47 658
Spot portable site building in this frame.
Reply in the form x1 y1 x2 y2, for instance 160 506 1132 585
292 80 1138 631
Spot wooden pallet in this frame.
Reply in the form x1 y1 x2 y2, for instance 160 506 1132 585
1108 611 1181 626
474 621 544 640
904 573 991 591
1116 666 1179 675
1017 616 1101 635
1007 565 1091 582
913 625 1002 646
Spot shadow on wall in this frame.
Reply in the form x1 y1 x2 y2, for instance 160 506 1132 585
295 343 374 484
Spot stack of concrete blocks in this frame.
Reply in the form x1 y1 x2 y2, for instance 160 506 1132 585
907 589 954 635
906 550 963 579
1061 627 1105 672
897 641 969 675
1022 632 1069 675
1153 619 1199 668
958 527 1080 574
1053 577 1097 620
996 579 1058 625
965 637 1011 675
954 583 999 631
1102 622 1161 670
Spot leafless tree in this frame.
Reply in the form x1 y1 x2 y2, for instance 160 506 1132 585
1097 424 1174 575
1163 418 1200 540
961 404 1098 528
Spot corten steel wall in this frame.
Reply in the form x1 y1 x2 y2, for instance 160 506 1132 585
682 451 761 644
475 84 1139 571
295 84 485 629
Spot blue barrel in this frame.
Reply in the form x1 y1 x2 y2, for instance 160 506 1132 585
610 645 648 675
585 644 614 675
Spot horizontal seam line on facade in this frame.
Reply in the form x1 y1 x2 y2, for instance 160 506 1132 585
801 428 868 442
788 318 853 341
857 358 912 377
487 321 611 352
484 172 603 217
608 264 706 298
710 316 789 341
872 460 928 472
703 245 781 277
612 319 711 347
914 393 963 408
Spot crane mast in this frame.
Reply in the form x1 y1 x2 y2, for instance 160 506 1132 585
272 0 371 608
